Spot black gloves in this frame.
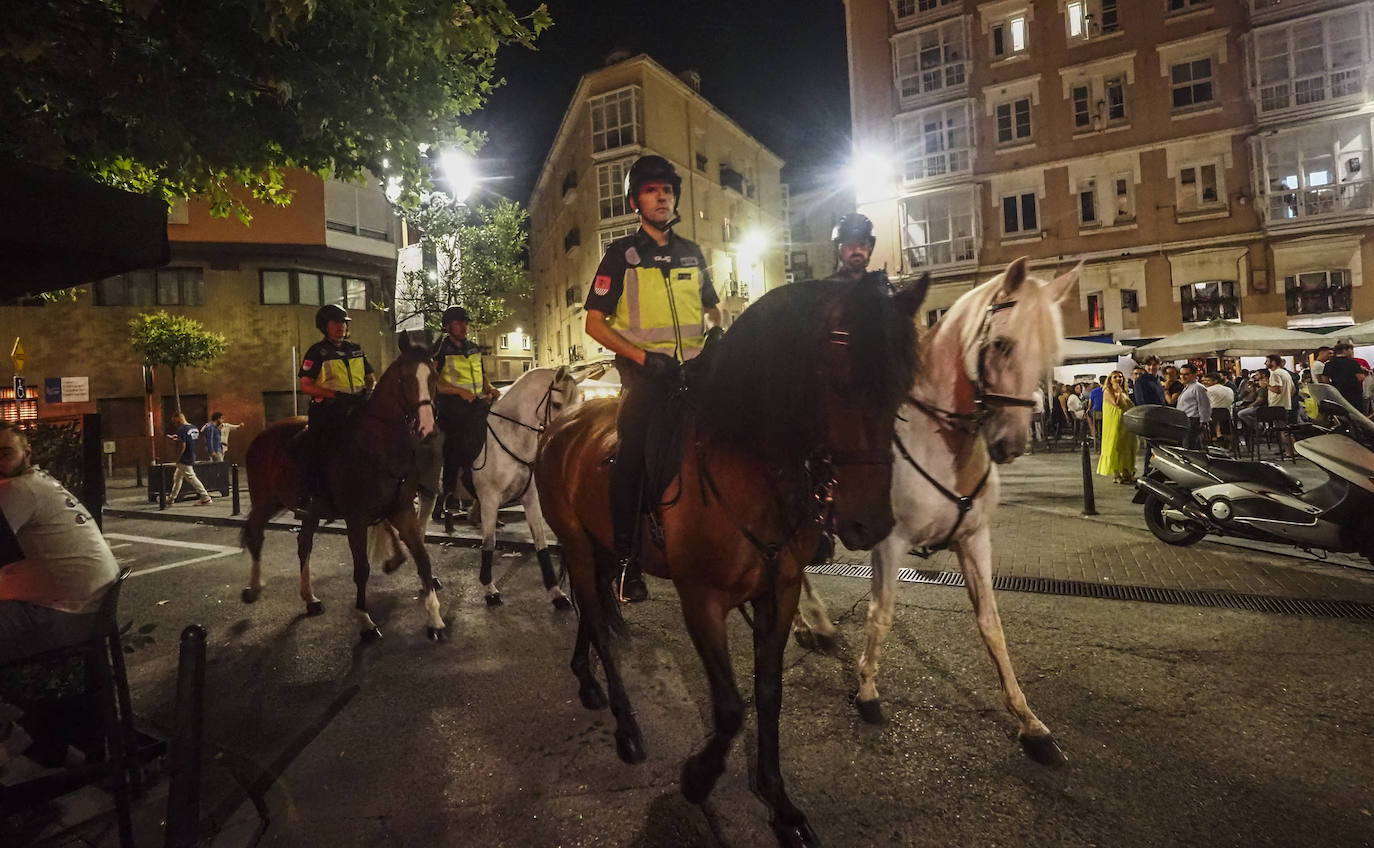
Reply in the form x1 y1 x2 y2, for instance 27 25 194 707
704 325 725 347
641 351 680 383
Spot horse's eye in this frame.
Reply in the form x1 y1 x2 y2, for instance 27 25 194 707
990 337 1015 358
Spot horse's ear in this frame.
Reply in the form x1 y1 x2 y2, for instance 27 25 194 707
1048 262 1082 303
554 365 569 383
892 273 929 318
1001 257 1030 295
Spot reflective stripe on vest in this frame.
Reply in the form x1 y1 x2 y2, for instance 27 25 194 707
317 354 367 394
440 352 484 394
610 265 706 360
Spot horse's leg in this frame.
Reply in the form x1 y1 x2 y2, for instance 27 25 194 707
571 613 607 710
561 529 609 709
752 580 819 848
392 502 445 641
297 514 324 616
678 588 742 805
581 545 644 764
478 491 503 606
240 502 272 604
855 532 904 724
346 521 382 642
953 527 1066 766
525 486 572 610
376 521 407 575
791 573 837 652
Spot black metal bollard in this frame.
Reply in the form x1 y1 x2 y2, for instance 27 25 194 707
135 462 143 488
165 624 207 848
158 465 168 510
1080 439 1098 516
81 413 104 530
230 464 241 516
444 504 455 535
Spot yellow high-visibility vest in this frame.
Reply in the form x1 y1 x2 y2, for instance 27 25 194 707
610 265 705 360
314 349 367 394
439 347 484 394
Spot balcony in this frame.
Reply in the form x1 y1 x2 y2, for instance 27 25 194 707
903 237 977 271
1263 177 1374 227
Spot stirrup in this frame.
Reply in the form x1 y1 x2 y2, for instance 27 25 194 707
615 558 648 603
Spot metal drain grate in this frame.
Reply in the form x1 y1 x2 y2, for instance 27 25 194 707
805 562 1374 620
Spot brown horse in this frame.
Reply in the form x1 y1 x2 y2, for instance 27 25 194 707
536 276 927 848
239 340 444 641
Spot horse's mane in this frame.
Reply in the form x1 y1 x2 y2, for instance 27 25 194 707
696 279 917 463
943 268 1065 377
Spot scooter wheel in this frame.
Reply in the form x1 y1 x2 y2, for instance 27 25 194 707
1143 494 1206 546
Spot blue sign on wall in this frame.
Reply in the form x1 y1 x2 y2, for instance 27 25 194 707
44 377 62 403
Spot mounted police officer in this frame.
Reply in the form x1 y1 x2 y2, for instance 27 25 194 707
827 212 887 285
298 304 375 513
432 305 500 515
584 154 721 602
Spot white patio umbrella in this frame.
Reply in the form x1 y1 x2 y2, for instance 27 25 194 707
1059 338 1134 364
1132 319 1325 359
1325 320 1374 345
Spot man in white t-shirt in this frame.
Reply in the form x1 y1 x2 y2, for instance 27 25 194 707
0 422 118 662
1263 354 1296 457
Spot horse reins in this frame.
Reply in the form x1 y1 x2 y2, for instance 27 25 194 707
469 374 569 504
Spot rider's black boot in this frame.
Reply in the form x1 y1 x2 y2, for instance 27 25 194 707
615 555 649 603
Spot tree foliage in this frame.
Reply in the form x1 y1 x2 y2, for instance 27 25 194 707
129 311 229 413
2 0 551 220
396 197 532 330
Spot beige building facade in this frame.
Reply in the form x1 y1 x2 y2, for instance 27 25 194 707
845 0 1374 340
529 54 786 367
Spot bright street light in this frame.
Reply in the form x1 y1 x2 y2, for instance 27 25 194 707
848 149 893 201
438 148 477 204
738 228 769 259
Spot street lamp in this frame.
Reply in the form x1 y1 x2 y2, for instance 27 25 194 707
848 148 894 204
438 148 477 204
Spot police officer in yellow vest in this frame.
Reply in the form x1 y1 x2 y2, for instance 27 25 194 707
584 155 721 602
433 305 500 512
298 304 376 511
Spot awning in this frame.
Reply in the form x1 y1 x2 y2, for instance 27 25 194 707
0 158 169 298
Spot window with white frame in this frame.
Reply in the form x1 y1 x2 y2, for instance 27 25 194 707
901 190 977 269
1065 0 1121 40
1113 173 1135 220
1166 0 1208 14
1078 179 1100 226
1067 1 1088 39
1072 84 1092 129
895 0 960 26
926 306 950 327
599 224 637 254
1002 191 1040 236
1180 280 1238 323
1285 269 1353 316
1177 162 1223 211
1261 118 1373 222
894 19 967 101
1105 75 1127 122
1252 10 1365 115
896 101 973 182
597 160 633 220
1170 58 1215 110
589 87 640 154
996 97 1033 144
992 15 1028 59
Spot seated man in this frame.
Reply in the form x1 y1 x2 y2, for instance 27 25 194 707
432 306 500 520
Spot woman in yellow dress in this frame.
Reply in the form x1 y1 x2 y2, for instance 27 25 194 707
1097 370 1137 483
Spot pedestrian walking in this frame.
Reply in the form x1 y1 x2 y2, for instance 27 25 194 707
166 413 212 505
204 411 242 461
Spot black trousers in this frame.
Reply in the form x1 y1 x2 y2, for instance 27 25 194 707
611 355 674 557
436 395 489 495
304 398 355 497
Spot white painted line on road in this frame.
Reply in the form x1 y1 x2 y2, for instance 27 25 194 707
134 550 240 577
104 532 238 554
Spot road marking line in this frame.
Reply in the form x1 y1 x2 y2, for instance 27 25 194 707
108 543 133 549
104 532 238 554
134 550 240 577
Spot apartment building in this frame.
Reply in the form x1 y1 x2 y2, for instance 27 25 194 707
844 0 1374 339
0 172 399 466
785 183 859 283
529 54 786 367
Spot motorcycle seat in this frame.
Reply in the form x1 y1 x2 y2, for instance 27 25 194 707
1201 455 1305 493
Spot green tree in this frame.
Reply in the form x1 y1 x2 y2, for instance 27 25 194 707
2 1 551 220
396 197 533 330
129 311 229 414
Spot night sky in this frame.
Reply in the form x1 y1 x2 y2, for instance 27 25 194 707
467 0 852 204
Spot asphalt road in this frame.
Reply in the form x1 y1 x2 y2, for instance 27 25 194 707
81 515 1374 848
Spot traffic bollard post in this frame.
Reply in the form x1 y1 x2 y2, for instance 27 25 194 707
1080 439 1097 516
165 624 207 848
231 464 241 516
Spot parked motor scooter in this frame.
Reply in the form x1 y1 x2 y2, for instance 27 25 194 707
1124 383 1374 564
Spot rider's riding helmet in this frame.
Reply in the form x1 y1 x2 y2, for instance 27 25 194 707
624 155 682 214
831 213 876 249
442 305 472 325
315 304 350 334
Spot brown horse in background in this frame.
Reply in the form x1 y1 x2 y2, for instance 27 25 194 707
240 340 444 641
536 276 928 848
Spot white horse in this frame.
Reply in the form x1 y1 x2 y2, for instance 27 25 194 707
794 256 1077 766
407 365 588 608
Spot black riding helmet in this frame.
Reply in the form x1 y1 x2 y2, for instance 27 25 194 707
315 304 350 334
624 155 682 214
831 213 876 249
442 305 471 325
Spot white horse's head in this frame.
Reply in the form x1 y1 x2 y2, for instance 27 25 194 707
942 256 1077 463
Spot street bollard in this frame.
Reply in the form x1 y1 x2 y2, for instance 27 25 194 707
165 624 207 848
444 505 455 535
158 465 168 510
135 463 143 488
231 464 241 516
1080 439 1098 516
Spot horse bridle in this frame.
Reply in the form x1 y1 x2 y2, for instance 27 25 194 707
478 373 569 469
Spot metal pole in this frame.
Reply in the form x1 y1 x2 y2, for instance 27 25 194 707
165 624 207 848
81 413 104 530
231 464 241 516
158 464 168 510
135 462 142 488
291 345 298 415
1080 439 1098 516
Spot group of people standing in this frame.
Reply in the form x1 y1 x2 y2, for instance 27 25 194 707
163 410 243 506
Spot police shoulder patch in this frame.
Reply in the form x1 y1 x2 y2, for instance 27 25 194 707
593 275 611 295
624 246 640 266
679 256 699 267
302 359 314 370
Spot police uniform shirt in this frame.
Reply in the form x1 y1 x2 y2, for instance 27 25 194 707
433 336 486 395
584 229 719 317
299 339 373 397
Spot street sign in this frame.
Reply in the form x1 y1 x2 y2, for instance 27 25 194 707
12 375 26 400
103 440 116 454
10 338 24 373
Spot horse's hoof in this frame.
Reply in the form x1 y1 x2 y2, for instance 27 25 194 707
772 819 822 848
792 628 817 651
552 595 573 611
305 601 325 616
382 557 404 574
241 588 259 604
431 577 442 591
427 627 446 642
812 631 837 652
614 729 646 765
360 627 383 643
680 755 719 804
856 698 886 725
484 592 503 607
578 683 608 711
1019 732 1068 766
